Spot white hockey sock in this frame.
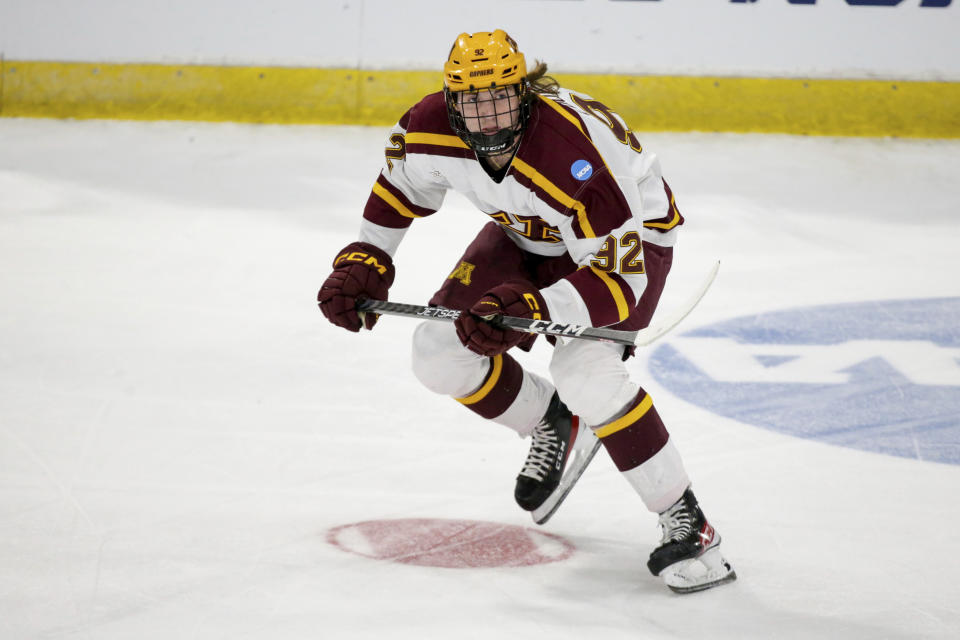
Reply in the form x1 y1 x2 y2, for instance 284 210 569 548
620 438 691 514
488 369 555 438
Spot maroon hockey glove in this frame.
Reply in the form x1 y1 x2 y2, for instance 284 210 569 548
318 241 395 332
455 281 548 356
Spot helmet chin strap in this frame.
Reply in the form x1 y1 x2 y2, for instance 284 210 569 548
468 128 519 158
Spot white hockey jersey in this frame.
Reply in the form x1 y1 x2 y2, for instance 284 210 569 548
358 87 683 329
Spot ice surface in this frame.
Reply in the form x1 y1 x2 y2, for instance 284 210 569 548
1 118 959 639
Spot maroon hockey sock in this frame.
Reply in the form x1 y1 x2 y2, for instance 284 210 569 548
593 390 670 471
455 352 524 419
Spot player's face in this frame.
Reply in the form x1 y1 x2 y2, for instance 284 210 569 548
456 86 520 135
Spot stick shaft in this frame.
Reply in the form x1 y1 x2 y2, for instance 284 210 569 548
356 260 719 348
356 300 638 345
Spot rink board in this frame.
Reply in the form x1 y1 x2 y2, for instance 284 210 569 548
2 60 959 138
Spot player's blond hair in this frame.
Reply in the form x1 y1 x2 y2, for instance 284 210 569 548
526 61 560 96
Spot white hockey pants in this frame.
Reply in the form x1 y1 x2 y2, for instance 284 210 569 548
410 320 690 512
411 320 637 433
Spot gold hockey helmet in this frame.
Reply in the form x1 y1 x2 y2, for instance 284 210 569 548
443 30 527 92
443 30 532 158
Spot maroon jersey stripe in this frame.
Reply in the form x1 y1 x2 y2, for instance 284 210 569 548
406 143 475 160
535 94 593 142
362 191 414 229
362 174 437 228
406 92 457 135
603 268 638 310
508 165 577 225
578 181 634 238
509 98 633 239
565 266 635 327
538 95 634 237
398 92 471 158
644 179 685 232
398 108 412 130
374 174 436 217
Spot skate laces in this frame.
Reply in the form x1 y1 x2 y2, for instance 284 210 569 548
658 499 695 543
519 422 559 481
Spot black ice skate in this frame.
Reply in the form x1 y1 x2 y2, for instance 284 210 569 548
647 487 737 594
514 393 601 525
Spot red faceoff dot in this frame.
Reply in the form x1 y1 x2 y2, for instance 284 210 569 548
326 518 576 568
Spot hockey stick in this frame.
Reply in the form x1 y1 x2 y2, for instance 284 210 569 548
357 260 719 348
357 300 638 345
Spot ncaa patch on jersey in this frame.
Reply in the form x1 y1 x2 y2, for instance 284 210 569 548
649 298 960 465
570 159 593 181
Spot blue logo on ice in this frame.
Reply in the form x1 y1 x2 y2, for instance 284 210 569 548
649 298 960 465
571 160 593 181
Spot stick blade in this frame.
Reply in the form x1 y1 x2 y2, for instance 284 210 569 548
634 260 720 347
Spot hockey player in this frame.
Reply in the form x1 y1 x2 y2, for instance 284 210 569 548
318 30 736 593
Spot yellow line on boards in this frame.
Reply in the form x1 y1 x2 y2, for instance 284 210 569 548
2 61 957 138
0 61 438 125
561 73 960 139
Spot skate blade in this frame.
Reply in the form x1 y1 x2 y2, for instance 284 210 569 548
531 431 602 526
661 546 737 594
